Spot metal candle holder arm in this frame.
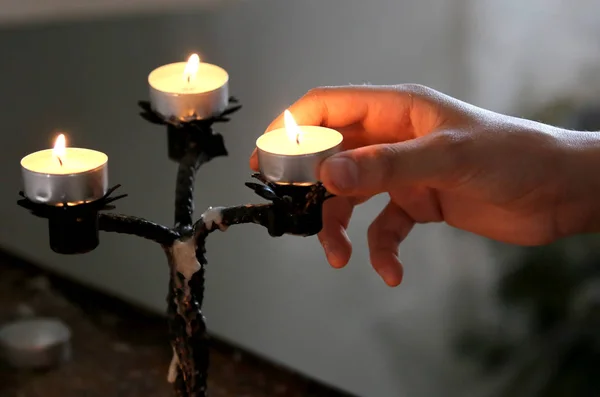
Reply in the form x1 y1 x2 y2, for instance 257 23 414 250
17 97 333 397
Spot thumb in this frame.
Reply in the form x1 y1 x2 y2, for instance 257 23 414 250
319 133 464 196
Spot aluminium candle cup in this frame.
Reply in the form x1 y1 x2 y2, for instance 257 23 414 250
0 318 72 369
148 62 229 122
256 128 343 185
20 148 108 205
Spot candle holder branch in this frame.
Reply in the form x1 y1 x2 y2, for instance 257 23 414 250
18 97 333 397
98 213 180 246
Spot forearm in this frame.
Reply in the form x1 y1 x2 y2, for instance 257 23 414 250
463 106 600 239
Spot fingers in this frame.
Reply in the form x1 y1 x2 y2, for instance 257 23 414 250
319 130 468 196
368 201 414 287
250 84 446 170
318 197 355 268
266 85 412 131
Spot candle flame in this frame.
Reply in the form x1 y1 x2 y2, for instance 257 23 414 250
284 110 302 145
53 134 66 166
183 54 200 84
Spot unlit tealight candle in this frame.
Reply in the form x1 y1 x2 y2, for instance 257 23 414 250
0 317 72 369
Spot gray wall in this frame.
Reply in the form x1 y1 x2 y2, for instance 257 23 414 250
465 0 600 113
0 0 229 25
3 0 600 396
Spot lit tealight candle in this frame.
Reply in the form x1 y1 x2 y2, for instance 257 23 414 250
148 53 229 121
256 110 343 185
20 134 108 205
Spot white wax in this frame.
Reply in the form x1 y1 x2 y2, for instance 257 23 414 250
256 126 343 156
148 62 228 95
21 148 107 175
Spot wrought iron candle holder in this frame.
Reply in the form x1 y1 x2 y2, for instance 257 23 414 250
17 97 333 397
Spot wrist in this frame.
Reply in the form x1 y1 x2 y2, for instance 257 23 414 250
558 129 600 235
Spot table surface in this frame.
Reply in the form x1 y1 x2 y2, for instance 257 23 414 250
0 251 354 397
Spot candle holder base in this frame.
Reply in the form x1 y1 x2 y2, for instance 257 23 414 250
245 173 334 237
17 185 127 255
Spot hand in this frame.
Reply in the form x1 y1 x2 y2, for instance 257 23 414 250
249 85 600 287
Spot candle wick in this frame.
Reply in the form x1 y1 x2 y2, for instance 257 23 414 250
296 134 300 145
187 75 191 84
57 157 63 167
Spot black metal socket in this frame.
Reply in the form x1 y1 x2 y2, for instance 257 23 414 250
138 99 241 163
166 123 228 163
245 174 333 237
167 125 188 162
267 184 324 237
17 185 127 255
47 208 100 254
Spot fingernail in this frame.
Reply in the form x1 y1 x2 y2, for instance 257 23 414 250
377 267 401 287
321 241 342 268
322 240 336 260
321 156 358 192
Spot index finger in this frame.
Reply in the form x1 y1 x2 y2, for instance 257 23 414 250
266 85 422 133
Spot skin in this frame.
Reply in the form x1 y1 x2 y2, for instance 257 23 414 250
249 84 600 287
